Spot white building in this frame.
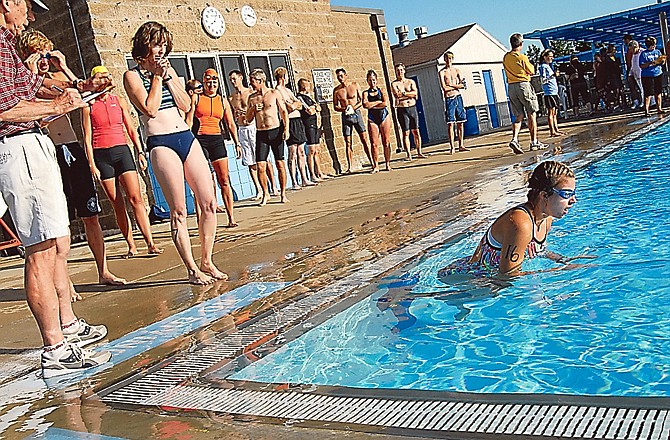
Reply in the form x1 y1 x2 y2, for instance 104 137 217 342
392 23 512 144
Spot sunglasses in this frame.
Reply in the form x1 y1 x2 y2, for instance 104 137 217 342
204 75 219 81
194 84 204 89
552 188 576 199
39 53 51 60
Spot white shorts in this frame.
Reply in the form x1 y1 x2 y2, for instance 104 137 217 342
238 124 257 166
0 132 69 247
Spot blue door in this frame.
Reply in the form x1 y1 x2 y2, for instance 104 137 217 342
409 75 430 144
483 70 499 129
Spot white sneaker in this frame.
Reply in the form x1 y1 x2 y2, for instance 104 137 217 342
41 342 111 378
508 139 524 154
63 318 108 348
529 141 548 151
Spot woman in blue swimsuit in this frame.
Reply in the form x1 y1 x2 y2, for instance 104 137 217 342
362 70 392 172
440 161 583 278
123 22 226 285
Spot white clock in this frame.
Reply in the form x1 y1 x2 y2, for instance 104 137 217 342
241 5 257 27
202 6 225 38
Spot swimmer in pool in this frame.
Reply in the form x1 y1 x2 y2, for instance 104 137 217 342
440 160 593 278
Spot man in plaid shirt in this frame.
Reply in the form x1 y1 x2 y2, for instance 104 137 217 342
0 0 113 378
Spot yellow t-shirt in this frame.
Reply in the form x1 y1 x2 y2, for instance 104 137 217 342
503 51 534 83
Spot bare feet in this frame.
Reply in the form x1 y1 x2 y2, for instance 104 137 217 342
457 147 469 152
259 195 270 206
200 263 229 281
385 163 392 172
123 249 138 259
69 280 82 302
188 269 215 285
344 168 352 174
281 194 289 203
225 222 239 228
216 206 225 213
302 181 318 187
416 153 428 158
148 245 164 255
99 273 127 286
291 185 302 191
371 167 380 174
252 194 263 201
319 174 332 180
449 147 455 155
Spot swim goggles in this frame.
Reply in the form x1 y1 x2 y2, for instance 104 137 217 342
552 187 576 199
204 74 218 81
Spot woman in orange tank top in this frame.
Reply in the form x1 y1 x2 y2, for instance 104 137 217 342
186 68 241 228
82 66 163 258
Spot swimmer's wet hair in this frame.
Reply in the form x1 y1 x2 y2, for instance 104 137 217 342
366 69 378 79
527 161 574 201
249 68 266 82
131 21 173 62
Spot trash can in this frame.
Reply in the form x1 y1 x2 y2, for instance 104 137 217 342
464 106 479 136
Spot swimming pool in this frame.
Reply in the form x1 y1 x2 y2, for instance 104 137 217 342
231 122 670 397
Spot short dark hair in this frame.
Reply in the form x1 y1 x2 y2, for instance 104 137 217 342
623 34 632 41
131 21 173 62
335 68 346 75
228 69 243 77
395 63 405 69
510 33 523 49
645 36 657 48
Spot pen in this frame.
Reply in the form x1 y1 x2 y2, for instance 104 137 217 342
51 85 64 93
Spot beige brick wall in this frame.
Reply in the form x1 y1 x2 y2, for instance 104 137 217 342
33 0 397 234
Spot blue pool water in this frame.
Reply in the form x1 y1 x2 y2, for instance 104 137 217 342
232 122 670 396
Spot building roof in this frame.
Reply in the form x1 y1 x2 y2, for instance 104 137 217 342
524 2 670 46
392 24 475 67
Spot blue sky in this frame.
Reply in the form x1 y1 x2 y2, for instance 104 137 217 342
331 0 656 49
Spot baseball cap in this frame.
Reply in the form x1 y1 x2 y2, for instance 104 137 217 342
90 65 109 77
31 0 49 14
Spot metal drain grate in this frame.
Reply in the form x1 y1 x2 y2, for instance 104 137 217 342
138 386 670 439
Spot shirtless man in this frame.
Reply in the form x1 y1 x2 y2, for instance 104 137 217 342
245 68 289 205
439 51 468 154
274 66 315 189
333 68 372 173
228 69 276 200
391 63 426 160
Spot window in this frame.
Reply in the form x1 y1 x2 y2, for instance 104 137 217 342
190 57 216 86
472 71 483 85
219 55 244 95
247 56 271 87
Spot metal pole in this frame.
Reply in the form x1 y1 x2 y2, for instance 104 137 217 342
66 0 86 77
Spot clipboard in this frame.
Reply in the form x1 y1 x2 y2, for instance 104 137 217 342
42 86 115 123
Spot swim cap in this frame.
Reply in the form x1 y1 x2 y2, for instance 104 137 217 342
90 65 109 77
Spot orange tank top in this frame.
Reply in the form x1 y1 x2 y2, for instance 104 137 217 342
195 94 224 135
89 94 127 149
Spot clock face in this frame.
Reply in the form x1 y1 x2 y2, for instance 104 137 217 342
202 6 225 38
241 5 257 27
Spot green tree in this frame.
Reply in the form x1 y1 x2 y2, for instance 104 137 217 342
526 41 592 65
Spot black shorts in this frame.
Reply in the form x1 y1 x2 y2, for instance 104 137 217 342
544 94 560 110
642 75 663 97
570 81 591 106
55 142 101 220
303 120 320 145
256 126 285 161
197 134 228 162
396 106 419 131
93 144 136 181
286 118 307 146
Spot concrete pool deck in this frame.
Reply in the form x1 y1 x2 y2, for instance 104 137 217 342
0 110 665 439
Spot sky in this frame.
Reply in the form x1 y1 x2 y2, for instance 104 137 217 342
330 0 658 50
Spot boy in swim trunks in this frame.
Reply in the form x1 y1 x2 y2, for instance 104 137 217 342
439 52 469 154
333 68 373 173
391 63 426 160
245 68 289 205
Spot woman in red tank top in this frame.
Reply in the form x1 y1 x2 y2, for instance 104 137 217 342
82 66 163 258
185 68 241 227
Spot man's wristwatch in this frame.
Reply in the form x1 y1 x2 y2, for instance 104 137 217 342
72 79 84 92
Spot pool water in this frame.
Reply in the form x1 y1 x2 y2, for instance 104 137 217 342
232 122 670 396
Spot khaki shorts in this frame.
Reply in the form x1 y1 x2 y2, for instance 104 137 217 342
508 81 539 120
0 132 69 247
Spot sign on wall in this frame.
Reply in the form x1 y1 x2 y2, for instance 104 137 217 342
312 68 334 103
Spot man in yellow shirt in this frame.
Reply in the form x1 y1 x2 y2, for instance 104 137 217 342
503 33 547 154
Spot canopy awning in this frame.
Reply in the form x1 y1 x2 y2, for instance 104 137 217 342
524 2 670 47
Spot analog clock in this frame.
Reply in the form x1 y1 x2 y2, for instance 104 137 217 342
202 6 225 38
241 5 257 27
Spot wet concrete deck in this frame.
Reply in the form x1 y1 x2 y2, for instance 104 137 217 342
0 110 661 439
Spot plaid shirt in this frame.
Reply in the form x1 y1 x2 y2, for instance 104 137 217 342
0 26 44 137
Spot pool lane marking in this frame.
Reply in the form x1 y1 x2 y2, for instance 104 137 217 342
24 427 128 440
0 282 289 413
